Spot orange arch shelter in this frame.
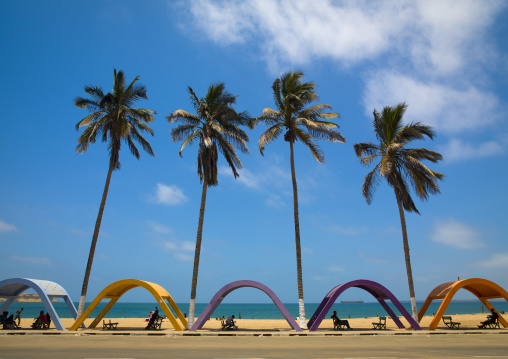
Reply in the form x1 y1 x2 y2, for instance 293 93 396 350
69 279 187 331
418 278 508 330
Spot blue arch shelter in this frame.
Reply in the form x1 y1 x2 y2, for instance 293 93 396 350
0 278 80 331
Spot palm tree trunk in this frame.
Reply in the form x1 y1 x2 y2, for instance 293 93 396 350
77 161 115 317
394 188 418 323
289 141 306 328
187 180 208 329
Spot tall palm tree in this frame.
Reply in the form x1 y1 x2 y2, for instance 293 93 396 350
74 69 155 316
167 83 250 329
249 71 345 328
353 103 444 322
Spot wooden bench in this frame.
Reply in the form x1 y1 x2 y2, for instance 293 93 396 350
372 316 387 330
333 318 348 330
103 319 119 330
442 316 460 329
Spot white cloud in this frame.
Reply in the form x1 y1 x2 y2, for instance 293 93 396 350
182 0 504 72
430 218 485 249
0 220 17 233
146 220 173 234
474 252 508 268
181 0 506 150
156 239 195 261
152 183 188 205
439 138 505 162
10 255 52 265
363 71 501 133
219 166 260 189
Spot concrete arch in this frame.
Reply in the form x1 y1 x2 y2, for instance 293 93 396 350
307 279 421 331
190 280 302 331
0 278 80 331
69 279 187 331
419 278 508 330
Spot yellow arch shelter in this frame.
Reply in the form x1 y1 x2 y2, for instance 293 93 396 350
69 279 187 331
418 278 508 330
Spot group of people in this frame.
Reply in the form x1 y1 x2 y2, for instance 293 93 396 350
0 308 23 329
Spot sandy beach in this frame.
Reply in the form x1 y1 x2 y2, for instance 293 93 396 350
14 313 500 332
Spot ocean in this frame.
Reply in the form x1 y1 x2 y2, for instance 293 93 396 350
6 300 508 321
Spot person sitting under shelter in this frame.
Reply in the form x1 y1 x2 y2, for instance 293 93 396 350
226 315 238 330
38 311 47 323
3 314 16 329
331 310 352 329
478 308 499 328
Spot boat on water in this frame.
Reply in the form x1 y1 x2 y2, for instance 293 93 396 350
340 300 364 303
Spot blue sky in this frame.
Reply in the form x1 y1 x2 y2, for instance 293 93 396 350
1 0 507 306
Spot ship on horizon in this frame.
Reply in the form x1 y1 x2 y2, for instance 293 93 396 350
340 299 364 303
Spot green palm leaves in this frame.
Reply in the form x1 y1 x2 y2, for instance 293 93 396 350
167 83 250 186
250 71 345 162
354 103 444 213
75 69 155 169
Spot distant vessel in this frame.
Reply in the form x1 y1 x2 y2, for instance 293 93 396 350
340 300 364 303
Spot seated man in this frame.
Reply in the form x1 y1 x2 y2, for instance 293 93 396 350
0 311 8 326
331 310 352 329
4 314 16 329
226 315 238 330
478 308 499 328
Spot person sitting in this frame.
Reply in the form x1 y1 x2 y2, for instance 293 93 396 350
38 311 47 323
4 314 17 329
478 308 499 328
44 312 52 328
0 311 8 326
225 315 238 330
331 310 352 330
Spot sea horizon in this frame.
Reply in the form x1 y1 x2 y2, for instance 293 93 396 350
7 300 508 321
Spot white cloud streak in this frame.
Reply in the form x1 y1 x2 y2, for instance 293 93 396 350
146 220 173 234
152 183 188 205
474 252 508 268
363 72 501 134
156 239 195 261
10 255 52 265
0 220 17 233
438 138 506 162
431 218 485 250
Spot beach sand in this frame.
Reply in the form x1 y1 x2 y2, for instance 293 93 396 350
15 313 499 332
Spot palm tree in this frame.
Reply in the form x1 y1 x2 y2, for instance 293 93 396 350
167 83 250 329
249 71 345 328
353 103 444 322
74 69 155 316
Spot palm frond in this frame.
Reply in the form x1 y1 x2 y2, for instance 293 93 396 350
74 69 154 169
259 124 283 155
362 165 381 204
